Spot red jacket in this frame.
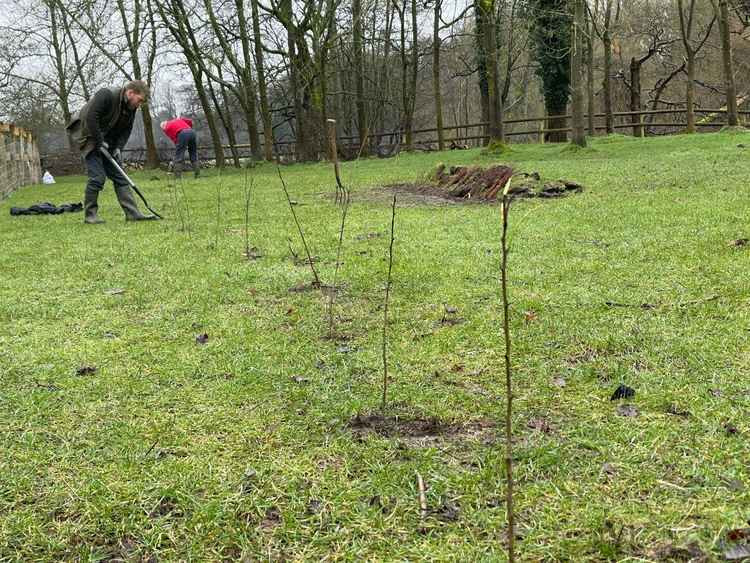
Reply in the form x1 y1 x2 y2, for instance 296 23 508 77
161 118 193 144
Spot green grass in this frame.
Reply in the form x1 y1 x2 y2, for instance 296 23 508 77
2 131 750 561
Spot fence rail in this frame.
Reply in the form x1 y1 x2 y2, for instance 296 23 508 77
1 122 41 199
110 106 750 163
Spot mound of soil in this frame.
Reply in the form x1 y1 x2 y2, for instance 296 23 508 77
429 164 584 201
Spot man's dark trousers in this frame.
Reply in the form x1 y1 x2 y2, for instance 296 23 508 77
174 128 198 177
84 150 146 221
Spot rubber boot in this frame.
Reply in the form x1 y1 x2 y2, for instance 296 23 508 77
115 184 158 221
192 161 200 179
173 161 182 179
84 188 105 224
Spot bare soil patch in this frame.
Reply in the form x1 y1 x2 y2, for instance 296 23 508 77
367 164 584 205
347 413 497 447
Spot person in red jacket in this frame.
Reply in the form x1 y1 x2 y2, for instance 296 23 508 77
160 117 199 178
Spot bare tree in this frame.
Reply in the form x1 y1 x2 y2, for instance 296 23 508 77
353 0 369 153
710 0 739 126
261 0 341 161
202 0 262 158
0 0 103 145
250 0 275 160
676 0 716 133
624 7 677 136
152 0 226 167
477 0 504 142
588 0 621 134
57 0 162 167
571 0 587 146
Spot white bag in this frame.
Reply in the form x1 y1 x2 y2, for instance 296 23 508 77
42 171 55 185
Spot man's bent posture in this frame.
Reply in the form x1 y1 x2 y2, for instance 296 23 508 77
67 80 158 224
160 117 199 178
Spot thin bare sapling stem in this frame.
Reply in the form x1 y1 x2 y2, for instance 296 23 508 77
381 194 397 410
500 174 515 563
277 167 321 287
326 119 351 338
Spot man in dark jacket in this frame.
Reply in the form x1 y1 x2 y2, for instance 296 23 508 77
66 80 158 224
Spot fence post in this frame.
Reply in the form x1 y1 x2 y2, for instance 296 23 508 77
638 112 645 138
538 119 545 144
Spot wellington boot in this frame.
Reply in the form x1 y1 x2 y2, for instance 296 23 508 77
84 188 105 224
115 184 157 221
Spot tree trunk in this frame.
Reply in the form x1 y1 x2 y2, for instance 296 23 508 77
403 0 418 150
115 0 159 169
140 105 161 168
208 73 241 167
586 12 595 136
531 0 571 143
482 0 503 141
475 1 490 144
47 1 73 145
235 0 262 158
433 0 445 150
685 52 695 133
719 0 738 126
250 0 274 161
570 0 586 147
191 66 225 167
353 0 369 153
630 58 643 137
397 1 409 149
287 16 307 160
378 0 394 143
602 32 613 134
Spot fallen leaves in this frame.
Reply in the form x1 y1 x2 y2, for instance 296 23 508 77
729 238 749 247
195 333 209 345
75 365 97 376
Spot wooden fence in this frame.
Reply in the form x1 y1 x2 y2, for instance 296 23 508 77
0 122 42 199
119 106 749 163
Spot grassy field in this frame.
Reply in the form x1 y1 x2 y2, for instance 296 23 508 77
1 131 750 561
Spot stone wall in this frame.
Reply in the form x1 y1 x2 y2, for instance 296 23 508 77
0 122 42 199
40 151 85 177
